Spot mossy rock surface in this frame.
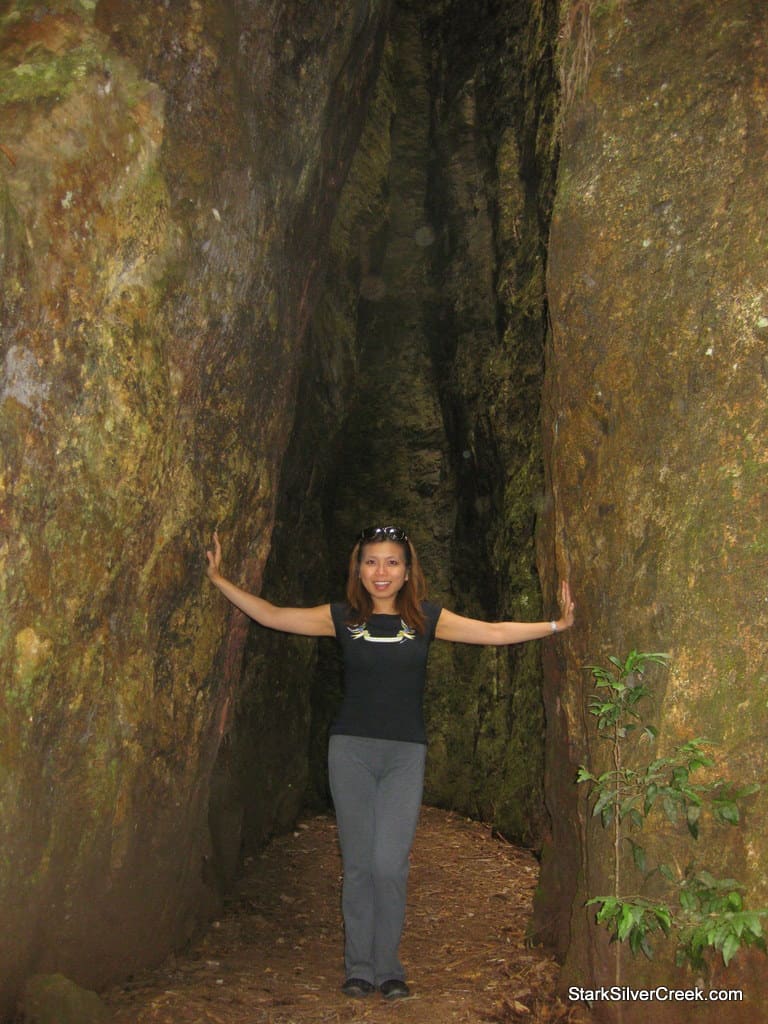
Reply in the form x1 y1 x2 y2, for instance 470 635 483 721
0 0 391 1013
20 974 111 1024
536 0 768 1016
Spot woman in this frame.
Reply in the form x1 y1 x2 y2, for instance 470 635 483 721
206 525 574 1000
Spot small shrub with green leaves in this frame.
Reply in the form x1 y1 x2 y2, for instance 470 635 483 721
577 650 765 971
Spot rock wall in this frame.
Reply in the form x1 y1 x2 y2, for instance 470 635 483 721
0 0 391 1014
208 28 399 867
536 0 768 1018
6 0 765 1016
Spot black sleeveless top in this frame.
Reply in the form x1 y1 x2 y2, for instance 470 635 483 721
329 601 442 744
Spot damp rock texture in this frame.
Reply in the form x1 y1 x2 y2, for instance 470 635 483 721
536 1 768 1019
4 0 766 1017
0 0 390 1014
418 0 560 844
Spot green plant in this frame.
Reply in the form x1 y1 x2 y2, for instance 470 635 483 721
577 650 765 974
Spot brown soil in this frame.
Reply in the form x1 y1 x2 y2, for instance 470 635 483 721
105 806 593 1024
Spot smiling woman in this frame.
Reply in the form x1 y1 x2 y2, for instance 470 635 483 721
357 542 409 608
345 526 426 633
205 526 574 1001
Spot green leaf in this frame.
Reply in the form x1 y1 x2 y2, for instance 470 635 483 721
733 783 760 799
662 795 679 823
686 804 701 839
617 903 636 942
727 891 743 911
742 913 764 938
688 754 715 772
591 897 620 923
644 783 658 815
627 838 647 873
619 795 639 821
722 933 740 966
629 925 646 956
659 863 676 882
695 870 720 889
654 906 672 935
639 931 655 959
679 889 697 912
713 800 740 825
640 652 671 666
672 766 689 787
593 789 614 821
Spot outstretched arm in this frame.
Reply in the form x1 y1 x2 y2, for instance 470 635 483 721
435 580 575 646
206 532 335 637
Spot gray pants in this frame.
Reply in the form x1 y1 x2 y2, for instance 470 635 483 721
328 734 426 985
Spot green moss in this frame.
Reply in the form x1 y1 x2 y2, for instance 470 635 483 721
0 45 108 105
110 162 169 232
2 0 95 24
328 38 395 251
7 626 54 719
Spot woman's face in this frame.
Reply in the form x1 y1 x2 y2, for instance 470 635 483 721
358 541 409 607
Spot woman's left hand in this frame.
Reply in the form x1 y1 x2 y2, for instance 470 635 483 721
557 580 575 630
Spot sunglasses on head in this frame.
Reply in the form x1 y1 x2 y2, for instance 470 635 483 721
358 526 409 544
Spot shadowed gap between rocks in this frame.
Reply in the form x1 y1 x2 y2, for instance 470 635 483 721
199 2 566 1016
210 0 561 892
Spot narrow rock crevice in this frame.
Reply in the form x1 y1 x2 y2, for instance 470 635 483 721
3 1 767 1019
216 0 562 890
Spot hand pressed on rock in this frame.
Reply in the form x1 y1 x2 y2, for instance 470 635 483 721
557 580 575 630
206 531 223 583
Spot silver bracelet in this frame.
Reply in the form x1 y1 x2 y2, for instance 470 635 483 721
550 620 558 633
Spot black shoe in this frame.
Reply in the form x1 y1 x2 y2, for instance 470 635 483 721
379 979 410 1000
341 977 375 997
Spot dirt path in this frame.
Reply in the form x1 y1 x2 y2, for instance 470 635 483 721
105 806 592 1024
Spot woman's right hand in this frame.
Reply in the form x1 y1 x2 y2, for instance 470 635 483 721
206 531 223 582
204 530 334 637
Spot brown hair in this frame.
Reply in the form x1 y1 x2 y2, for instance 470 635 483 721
345 535 428 634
